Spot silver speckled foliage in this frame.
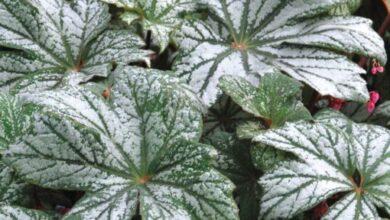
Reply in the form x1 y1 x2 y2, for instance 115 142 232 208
0 0 389 219
100 0 195 52
174 0 386 106
4 66 238 220
0 94 32 152
0 97 49 219
0 0 149 93
253 109 390 219
0 162 51 220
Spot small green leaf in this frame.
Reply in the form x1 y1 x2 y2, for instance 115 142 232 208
175 0 386 106
236 121 264 140
5 67 238 220
253 111 390 219
101 0 195 51
0 0 149 93
250 143 293 172
121 11 141 24
203 95 255 137
329 0 362 15
203 132 261 220
220 71 311 128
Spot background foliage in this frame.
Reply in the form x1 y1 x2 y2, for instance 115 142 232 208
0 0 389 219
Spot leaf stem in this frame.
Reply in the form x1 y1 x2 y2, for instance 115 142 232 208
145 30 152 49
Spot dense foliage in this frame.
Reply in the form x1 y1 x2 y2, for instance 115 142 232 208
0 0 389 219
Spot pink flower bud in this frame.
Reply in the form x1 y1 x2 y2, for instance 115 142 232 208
377 66 384 73
369 91 380 104
330 98 344 110
367 101 376 113
371 67 377 75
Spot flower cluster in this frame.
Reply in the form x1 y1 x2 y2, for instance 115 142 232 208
329 58 384 113
371 59 384 75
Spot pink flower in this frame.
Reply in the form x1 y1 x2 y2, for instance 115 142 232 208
367 91 380 113
370 91 380 104
371 67 377 75
367 101 376 113
371 59 384 75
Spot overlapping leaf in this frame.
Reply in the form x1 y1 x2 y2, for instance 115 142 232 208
174 0 386 106
253 110 390 219
4 66 238 220
0 162 51 220
101 0 195 51
250 143 293 172
220 71 311 128
203 132 261 220
203 95 255 137
0 0 149 93
329 0 362 15
369 101 390 128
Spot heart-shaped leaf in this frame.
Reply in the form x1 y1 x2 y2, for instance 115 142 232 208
101 0 195 51
253 110 390 219
0 0 149 93
174 0 386 106
219 71 311 128
4 66 238 220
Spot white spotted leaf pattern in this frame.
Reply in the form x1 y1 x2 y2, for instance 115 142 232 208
0 0 149 93
0 94 33 152
253 110 390 219
0 162 51 220
4 66 238 220
174 0 386 106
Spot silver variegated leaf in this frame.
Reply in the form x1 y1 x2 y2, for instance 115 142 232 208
369 101 390 128
0 162 25 206
101 0 135 7
101 0 195 51
0 206 51 220
0 0 149 93
0 94 32 152
219 71 311 128
175 0 386 106
253 111 390 219
0 162 50 220
5 67 238 220
329 0 361 15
